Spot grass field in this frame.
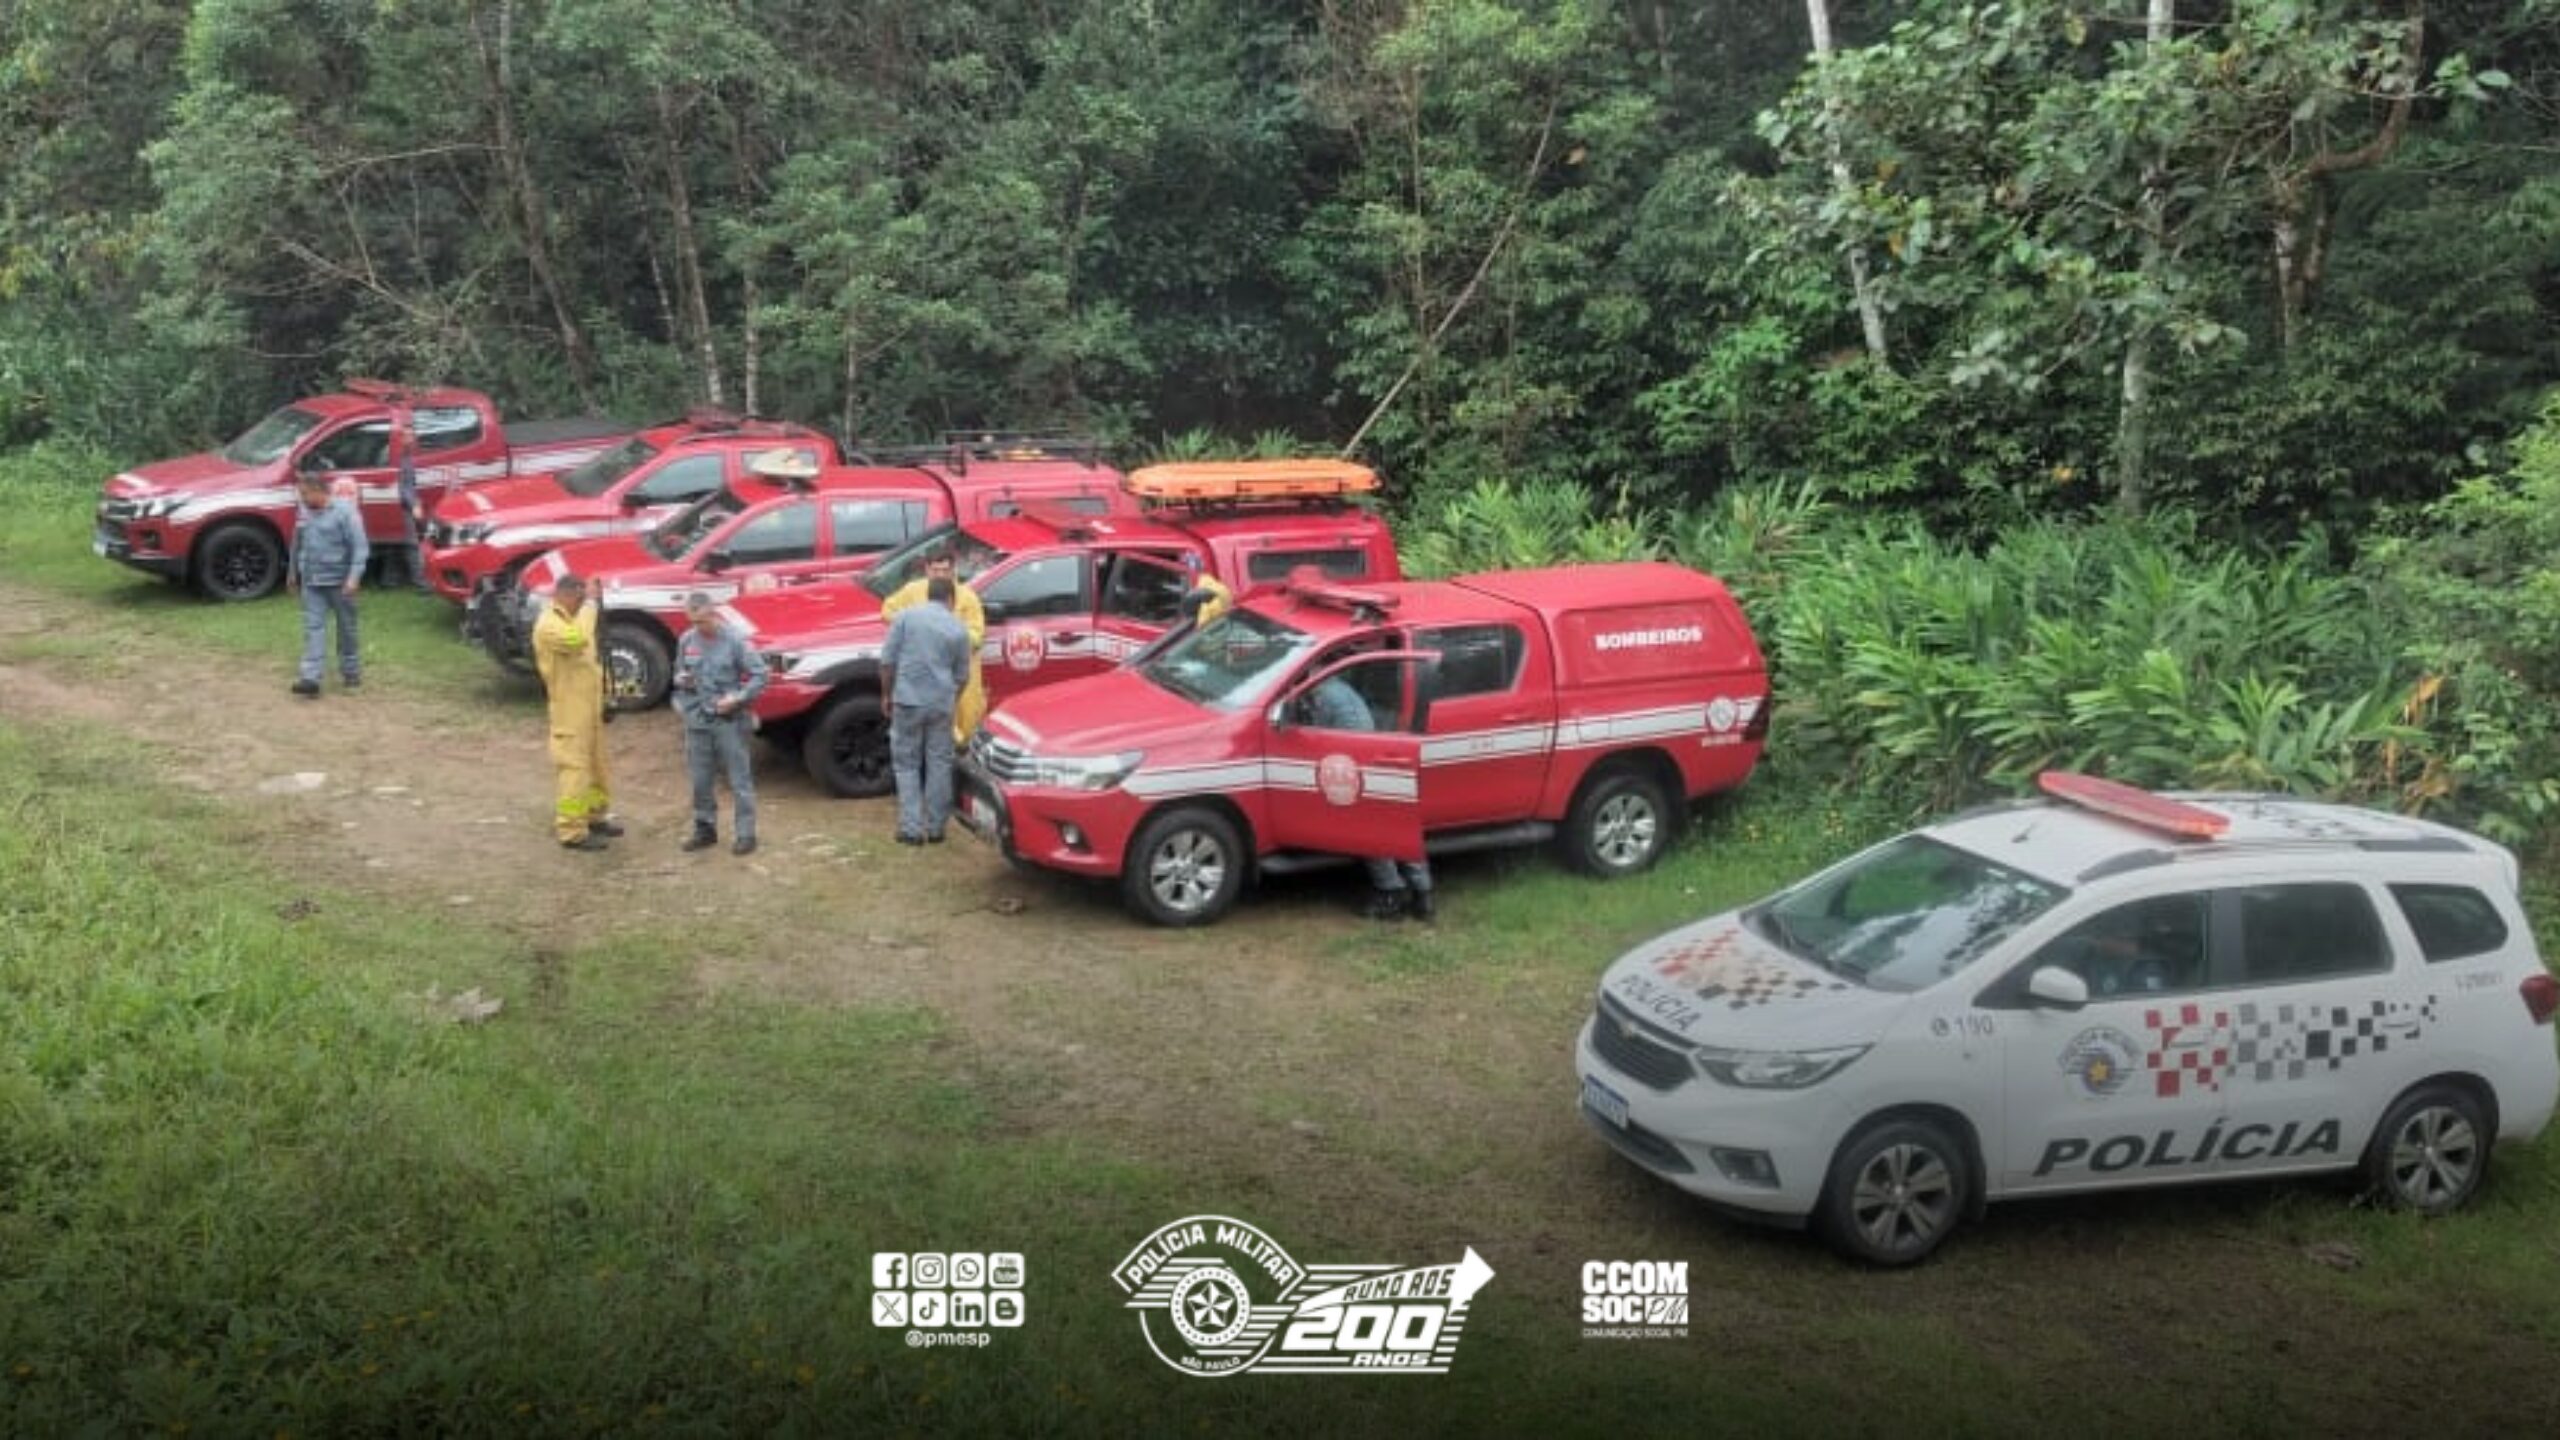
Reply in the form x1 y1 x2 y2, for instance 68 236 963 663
6 443 2560 1435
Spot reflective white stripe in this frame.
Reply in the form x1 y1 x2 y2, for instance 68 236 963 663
1553 703 1711 750
491 520 628 548
172 487 297 523
1361 769 1419 800
602 583 733 610
1418 723 1552 764
785 644 880 678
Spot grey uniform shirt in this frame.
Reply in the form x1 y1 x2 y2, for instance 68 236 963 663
292 498 370 586
674 623 768 728
880 603 972 713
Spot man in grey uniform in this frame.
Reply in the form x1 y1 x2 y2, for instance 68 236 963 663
1307 671 1436 922
674 593 768 856
287 471 370 697
879 575 973 845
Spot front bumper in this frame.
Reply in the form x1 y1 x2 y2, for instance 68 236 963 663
956 764 1145 878
751 677 832 729
1572 1016 1842 1221
91 517 186 579
420 543 481 604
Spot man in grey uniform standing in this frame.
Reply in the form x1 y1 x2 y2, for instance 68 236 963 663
287 471 370 697
879 575 973 845
674 594 768 856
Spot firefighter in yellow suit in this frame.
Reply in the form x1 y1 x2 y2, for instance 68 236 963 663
880 548 986 744
532 573 619 850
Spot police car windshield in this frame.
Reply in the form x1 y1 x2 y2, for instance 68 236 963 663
221 406 325 466
1746 836 2066 992
863 525 1007 598
558 436 663 497
651 487 747 560
1139 611 1315 710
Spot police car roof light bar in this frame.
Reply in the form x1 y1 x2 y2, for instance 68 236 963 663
1128 459 1379 505
2037 771 2230 840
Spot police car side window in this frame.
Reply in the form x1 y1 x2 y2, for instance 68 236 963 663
307 422 392 471
632 455 726 503
1247 548 1368 583
2232 884 2393 985
2024 893 2211 1000
721 503 818 565
980 554 1090 618
831 499 921 556
1415 625 1524 697
2388 884 2509 963
1101 552 1190 624
414 406 483 453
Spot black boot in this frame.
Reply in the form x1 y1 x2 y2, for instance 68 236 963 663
1362 887 1409 922
681 826 718 853
1407 887 1436 923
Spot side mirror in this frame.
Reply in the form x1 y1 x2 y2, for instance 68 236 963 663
981 600 1010 624
618 490 649 510
702 551 734 574
2024 966 2090 1010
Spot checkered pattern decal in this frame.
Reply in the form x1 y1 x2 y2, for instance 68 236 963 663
1651 927 1849 1009
2142 995 2438 1097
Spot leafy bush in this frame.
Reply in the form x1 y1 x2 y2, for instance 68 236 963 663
1397 478 1663 578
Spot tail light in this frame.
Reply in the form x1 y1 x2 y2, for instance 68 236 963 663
1742 690 1773 743
2524 973 2559 1026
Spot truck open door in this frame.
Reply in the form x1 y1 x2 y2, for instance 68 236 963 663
1261 650 1434 865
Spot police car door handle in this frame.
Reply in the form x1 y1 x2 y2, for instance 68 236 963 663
1051 630 1087 643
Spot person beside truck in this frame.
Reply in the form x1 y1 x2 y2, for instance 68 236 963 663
1307 670 1435 922
675 593 768 857
879 548 988 745
533 574 621 852
286 472 369 698
879 576 974 845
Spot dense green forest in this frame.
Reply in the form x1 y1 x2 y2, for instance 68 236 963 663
5 0 2559 827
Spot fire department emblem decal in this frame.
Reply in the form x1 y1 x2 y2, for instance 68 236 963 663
1316 753 1362 806
1706 697 1739 733
2059 1025 2141 1099
1003 625 1046 672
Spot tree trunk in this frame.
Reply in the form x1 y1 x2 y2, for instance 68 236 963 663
654 85 724 408
2273 0 2426 346
1805 0 1888 368
2113 0 2176 516
473 0 598 405
841 314 862 445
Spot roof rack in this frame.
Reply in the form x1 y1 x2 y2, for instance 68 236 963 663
851 431 1111 474
344 377 437 404
2037 771 2229 840
1129 459 1378 504
1009 502 1114 541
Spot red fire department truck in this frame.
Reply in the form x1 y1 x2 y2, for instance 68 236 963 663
476 437 1135 709
93 380 630 601
955 562 1771 925
420 412 838 604
732 460 1399 798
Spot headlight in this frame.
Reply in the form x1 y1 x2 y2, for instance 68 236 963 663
452 522 496 545
1690 1044 1869 1089
122 494 187 519
1025 750 1144 791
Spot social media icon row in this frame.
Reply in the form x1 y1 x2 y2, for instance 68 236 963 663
872 1252 1024 1290
871 1290 1024 1328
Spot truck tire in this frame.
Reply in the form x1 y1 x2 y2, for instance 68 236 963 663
1813 1117 1971 1267
602 620 671 711
1561 763 1679 878
1122 805 1246 927
802 689 894 798
2362 1082 2491 1216
196 522 284 602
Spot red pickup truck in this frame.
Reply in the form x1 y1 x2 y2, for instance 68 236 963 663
955 563 1771 926
477 439 1135 709
421 412 837 604
94 380 630 601
733 463 1400 798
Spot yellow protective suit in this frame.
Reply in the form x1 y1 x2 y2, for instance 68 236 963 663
1188 574 1233 627
533 598 612 842
880 579 986 743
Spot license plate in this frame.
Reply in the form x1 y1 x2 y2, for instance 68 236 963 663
92 537 108 558
962 791 995 837
1582 1075 1630 1129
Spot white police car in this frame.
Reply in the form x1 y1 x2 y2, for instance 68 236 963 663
1576 773 2560 1265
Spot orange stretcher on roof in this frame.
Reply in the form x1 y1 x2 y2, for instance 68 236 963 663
1126 459 1379 502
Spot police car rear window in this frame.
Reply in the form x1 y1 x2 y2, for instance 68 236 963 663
2389 884 2509 963
1246 548 1368 583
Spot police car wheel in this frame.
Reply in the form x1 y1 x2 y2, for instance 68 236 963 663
603 621 671 711
803 692 894 799
1814 1118 1970 1267
2363 1083 2490 1216
1123 806 1244 927
1563 766 1678 878
196 522 283 602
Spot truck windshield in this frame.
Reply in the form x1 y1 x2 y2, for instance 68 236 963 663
558 436 663 497
221 406 325 466
650 486 746 560
1743 835 2066 993
1137 611 1315 710
862 524 1008 598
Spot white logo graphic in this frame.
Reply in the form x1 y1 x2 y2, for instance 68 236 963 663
1580 1261 1688 1341
1706 697 1739 733
1004 625 1046 672
1113 1215 1493 1376
874 1250 1025 1351
1316 753 1362 807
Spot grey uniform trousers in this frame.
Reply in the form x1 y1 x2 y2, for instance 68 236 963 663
890 702 956 838
685 717 757 839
